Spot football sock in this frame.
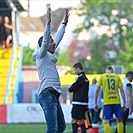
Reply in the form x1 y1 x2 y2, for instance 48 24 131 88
72 123 78 133
104 123 112 133
80 124 86 133
117 121 124 133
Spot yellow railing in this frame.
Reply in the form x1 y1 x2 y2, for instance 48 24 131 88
0 48 12 104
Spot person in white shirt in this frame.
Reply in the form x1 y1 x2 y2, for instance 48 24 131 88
32 7 70 133
88 78 103 124
114 71 133 133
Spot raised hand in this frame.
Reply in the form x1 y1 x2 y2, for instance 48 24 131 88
47 7 51 25
63 8 70 25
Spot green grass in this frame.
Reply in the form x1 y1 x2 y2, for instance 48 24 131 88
0 123 133 133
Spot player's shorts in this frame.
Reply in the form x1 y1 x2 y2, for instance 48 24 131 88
102 104 122 120
71 105 87 120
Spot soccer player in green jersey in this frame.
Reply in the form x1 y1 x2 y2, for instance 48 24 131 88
94 66 126 133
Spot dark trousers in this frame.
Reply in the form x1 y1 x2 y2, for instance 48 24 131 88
72 123 86 133
89 108 101 124
114 108 129 133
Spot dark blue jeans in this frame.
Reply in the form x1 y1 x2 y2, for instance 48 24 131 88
38 90 66 133
89 108 101 124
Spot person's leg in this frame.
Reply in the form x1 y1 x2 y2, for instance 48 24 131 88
6 35 12 47
102 105 113 133
71 119 78 133
98 108 102 122
79 119 86 133
57 100 66 133
80 124 86 133
71 106 79 133
93 108 101 123
89 109 94 123
38 91 58 133
117 119 124 133
114 114 124 133
114 104 126 133
103 121 112 133
122 108 129 133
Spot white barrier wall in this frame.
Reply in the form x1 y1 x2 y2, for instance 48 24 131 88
0 104 132 124
7 103 72 124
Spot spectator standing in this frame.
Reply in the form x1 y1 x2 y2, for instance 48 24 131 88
68 62 89 133
3 16 12 47
88 78 103 124
0 15 6 48
32 7 70 133
114 71 133 133
0 15 3 44
94 65 126 133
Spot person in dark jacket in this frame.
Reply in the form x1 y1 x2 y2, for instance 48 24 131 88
68 62 89 133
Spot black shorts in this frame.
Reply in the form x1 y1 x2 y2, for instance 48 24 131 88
71 105 88 120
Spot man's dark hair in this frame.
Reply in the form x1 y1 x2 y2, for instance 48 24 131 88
126 71 133 78
38 36 52 47
73 62 83 70
38 36 43 47
92 78 97 84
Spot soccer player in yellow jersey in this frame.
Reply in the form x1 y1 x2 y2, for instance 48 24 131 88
94 66 126 133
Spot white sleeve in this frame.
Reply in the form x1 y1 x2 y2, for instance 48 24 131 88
54 24 66 50
37 24 51 59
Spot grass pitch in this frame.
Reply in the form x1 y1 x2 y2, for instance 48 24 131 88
0 123 133 133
